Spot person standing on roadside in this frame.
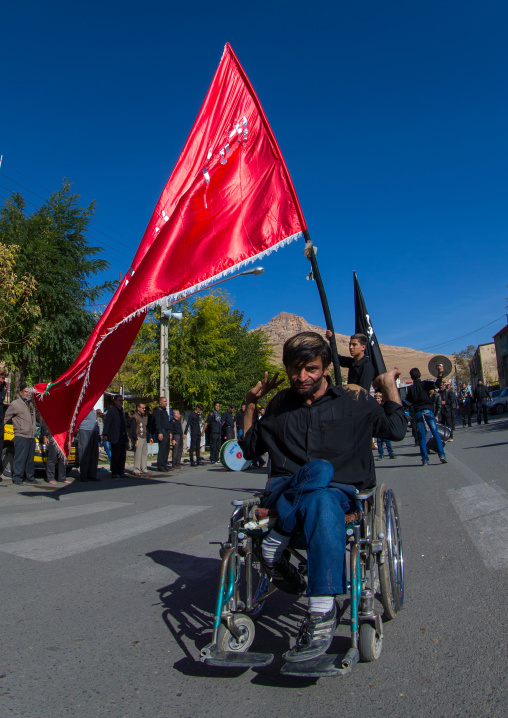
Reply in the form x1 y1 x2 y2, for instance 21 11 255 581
473 380 491 426
325 330 375 391
131 403 152 476
40 419 67 485
405 367 447 466
440 383 457 441
458 383 473 427
184 404 204 466
154 397 172 472
235 403 246 439
78 409 100 482
4 385 41 486
0 371 8 481
374 392 397 460
203 401 222 464
221 405 235 442
103 395 128 478
170 410 184 468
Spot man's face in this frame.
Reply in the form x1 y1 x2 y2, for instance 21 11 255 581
196 407 202 414
349 338 366 360
173 411 180 420
114 397 123 409
137 404 145 414
462 383 467 389
20 388 31 401
478 381 483 386
160 397 168 408
214 403 220 411
287 356 327 398
241 404 246 411
375 394 383 404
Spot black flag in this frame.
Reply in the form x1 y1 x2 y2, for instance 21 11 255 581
354 271 387 378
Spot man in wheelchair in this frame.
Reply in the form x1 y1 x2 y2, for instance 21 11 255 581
241 331 406 663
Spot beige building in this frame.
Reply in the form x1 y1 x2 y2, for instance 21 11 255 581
470 343 499 391
493 324 508 389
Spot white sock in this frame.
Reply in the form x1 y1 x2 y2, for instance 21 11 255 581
309 595 335 614
261 530 291 565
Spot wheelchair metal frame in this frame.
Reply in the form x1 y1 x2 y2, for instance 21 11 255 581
200 483 404 674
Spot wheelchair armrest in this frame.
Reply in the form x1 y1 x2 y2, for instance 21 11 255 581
231 497 262 508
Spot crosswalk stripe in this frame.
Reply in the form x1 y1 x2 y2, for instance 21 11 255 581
447 483 508 570
0 501 131 529
0 504 209 562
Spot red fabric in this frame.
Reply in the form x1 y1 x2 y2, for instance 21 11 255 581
34 43 307 455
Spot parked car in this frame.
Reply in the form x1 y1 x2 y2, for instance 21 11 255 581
1 422 79 479
488 388 508 415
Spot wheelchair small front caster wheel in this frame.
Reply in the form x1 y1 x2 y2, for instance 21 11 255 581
217 614 255 652
359 621 382 662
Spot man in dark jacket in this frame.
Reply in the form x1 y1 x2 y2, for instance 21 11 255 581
241 331 406 663
234 404 246 439
221 405 235 442
440 383 457 440
169 410 184 468
473 381 491 425
4 385 41 486
103 395 128 478
153 396 172 471
203 402 222 464
458 383 473 427
326 330 375 391
405 367 446 465
184 404 204 466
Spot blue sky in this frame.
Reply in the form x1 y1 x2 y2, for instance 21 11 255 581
1 0 507 356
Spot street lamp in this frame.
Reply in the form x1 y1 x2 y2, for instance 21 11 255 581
159 266 265 404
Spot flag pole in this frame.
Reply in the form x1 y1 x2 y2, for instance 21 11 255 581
303 230 342 385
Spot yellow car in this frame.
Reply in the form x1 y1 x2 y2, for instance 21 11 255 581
1 423 79 479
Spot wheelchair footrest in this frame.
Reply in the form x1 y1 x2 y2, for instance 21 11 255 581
200 645 274 668
280 648 359 678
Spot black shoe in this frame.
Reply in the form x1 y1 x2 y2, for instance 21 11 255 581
24 479 42 485
422 460 429 466
440 456 447 464
283 603 337 663
264 555 306 595
190 462 197 467
376 456 384 461
389 454 397 460
13 481 23 486
197 461 206 466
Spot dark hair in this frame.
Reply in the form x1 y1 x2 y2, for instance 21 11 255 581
196 403 204 410
409 368 421 381
351 333 368 346
283 332 332 369
229 405 235 410
113 394 123 401
19 384 28 393
136 402 145 409
213 400 220 406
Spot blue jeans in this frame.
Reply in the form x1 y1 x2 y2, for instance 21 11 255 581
103 440 112 461
416 410 445 462
376 438 393 457
266 460 357 596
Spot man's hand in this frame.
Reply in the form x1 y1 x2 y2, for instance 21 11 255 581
43 436 49 446
246 372 284 404
373 368 402 405
135 439 138 448
149 438 153 444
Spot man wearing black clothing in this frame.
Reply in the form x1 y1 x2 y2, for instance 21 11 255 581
406 367 446 465
473 381 491 425
203 402 222 464
221 405 235 442
184 404 204 466
154 396 172 471
0 371 7 476
458 383 473 427
326 331 375 391
235 403 246 439
440 383 457 440
103 395 128 478
241 331 405 663
170 410 184 468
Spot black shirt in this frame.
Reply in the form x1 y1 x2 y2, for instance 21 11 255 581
242 381 406 492
184 411 202 436
205 410 222 434
222 411 234 429
338 355 375 392
169 418 182 436
406 377 442 413
234 409 245 432
474 385 491 403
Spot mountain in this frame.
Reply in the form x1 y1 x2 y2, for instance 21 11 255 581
255 312 453 383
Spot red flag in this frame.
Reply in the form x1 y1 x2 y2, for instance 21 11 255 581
34 43 307 455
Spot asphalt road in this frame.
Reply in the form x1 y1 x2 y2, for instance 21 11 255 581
1 416 507 718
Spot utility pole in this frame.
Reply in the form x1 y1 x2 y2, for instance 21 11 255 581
159 300 183 407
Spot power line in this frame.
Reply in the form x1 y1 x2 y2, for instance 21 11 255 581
0 162 137 252
422 314 506 351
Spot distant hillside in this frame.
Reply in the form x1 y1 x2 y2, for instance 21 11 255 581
256 312 453 383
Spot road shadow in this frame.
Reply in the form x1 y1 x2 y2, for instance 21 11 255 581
463 442 508 449
147 548 327 683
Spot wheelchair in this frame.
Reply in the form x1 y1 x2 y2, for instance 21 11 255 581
200 482 404 677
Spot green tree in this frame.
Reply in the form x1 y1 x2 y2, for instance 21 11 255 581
453 345 476 384
122 292 276 411
0 183 117 384
0 243 41 371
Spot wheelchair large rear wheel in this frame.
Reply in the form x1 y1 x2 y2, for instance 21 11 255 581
375 484 404 620
217 614 255 652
